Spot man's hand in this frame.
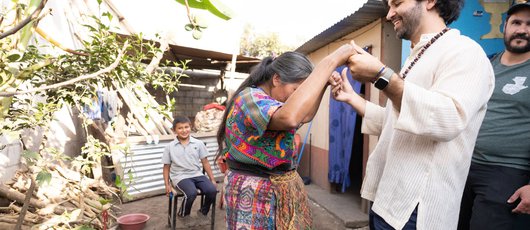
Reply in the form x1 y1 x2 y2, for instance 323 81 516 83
508 184 530 214
347 42 385 83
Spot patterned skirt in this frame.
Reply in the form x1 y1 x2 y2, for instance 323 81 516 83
224 170 312 230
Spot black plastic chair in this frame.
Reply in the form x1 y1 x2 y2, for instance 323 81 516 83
167 177 217 230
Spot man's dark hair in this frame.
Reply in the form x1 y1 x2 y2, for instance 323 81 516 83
172 115 191 129
382 0 464 25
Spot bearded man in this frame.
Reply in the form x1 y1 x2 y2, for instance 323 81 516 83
458 2 530 230
329 0 495 229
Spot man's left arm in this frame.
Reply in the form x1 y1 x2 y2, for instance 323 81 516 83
348 42 495 141
508 184 530 214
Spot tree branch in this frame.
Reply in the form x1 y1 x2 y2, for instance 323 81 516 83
14 178 36 230
35 27 89 56
103 0 136 34
0 0 47 40
0 41 128 97
145 38 169 74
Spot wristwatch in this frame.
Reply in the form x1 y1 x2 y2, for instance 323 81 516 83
374 67 395 90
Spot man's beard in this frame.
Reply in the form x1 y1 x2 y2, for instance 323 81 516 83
396 3 423 40
504 33 530 54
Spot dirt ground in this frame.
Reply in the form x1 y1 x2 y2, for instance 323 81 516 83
116 192 347 230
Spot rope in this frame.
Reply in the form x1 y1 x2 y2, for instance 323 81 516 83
296 121 313 166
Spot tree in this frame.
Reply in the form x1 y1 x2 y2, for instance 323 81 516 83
0 0 187 228
239 24 296 58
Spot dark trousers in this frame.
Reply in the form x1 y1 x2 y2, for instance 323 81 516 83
369 206 418 230
458 162 530 230
175 175 217 216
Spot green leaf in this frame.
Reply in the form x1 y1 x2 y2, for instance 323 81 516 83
193 15 208 29
99 198 111 205
22 150 40 161
102 12 113 22
6 51 23 62
192 29 202 40
205 0 234 20
36 170 52 186
18 0 42 49
115 175 123 187
174 0 207 9
184 23 194 31
78 225 95 230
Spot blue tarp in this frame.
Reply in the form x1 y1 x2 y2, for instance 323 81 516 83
328 66 362 193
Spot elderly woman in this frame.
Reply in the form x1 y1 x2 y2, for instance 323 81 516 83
216 45 354 229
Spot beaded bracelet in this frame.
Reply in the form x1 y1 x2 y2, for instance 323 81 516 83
372 66 386 83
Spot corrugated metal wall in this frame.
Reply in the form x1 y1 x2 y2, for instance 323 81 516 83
120 135 221 201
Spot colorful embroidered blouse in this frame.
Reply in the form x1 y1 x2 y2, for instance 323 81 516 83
223 87 297 171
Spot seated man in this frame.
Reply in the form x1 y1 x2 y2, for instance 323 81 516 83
162 116 217 223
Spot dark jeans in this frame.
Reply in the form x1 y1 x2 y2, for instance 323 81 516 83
458 162 530 230
369 206 418 230
175 175 217 216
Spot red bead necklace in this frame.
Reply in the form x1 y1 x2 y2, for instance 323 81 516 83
401 28 451 79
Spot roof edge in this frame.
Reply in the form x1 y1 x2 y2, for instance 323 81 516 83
295 0 387 54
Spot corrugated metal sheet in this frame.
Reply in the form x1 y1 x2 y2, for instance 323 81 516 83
120 135 222 201
295 0 387 54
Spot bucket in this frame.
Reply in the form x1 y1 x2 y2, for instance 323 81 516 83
117 213 150 230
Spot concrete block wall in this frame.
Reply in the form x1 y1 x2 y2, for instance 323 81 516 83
147 72 221 122
172 76 219 119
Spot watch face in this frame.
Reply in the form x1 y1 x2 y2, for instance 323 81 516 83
374 78 389 90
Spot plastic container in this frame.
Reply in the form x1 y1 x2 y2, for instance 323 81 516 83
117 213 150 230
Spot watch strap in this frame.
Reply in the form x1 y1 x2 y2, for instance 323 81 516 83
380 67 395 82
374 67 394 90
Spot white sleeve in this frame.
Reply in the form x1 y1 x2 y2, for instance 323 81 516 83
395 44 494 142
361 101 386 136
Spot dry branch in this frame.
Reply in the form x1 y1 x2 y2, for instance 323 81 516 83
103 0 136 34
35 27 89 56
0 0 48 39
15 177 36 230
0 222 30 230
0 164 119 228
0 184 47 209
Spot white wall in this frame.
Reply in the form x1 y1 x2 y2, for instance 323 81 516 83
0 135 22 183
